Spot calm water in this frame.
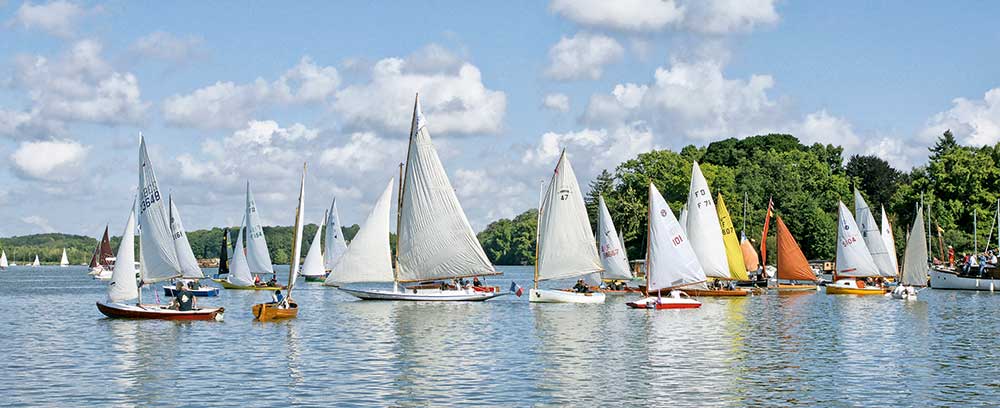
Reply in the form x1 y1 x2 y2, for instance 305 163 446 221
3 265 1000 407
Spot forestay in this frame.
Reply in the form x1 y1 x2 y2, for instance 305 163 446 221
395 96 496 282
325 179 395 285
853 189 896 277
597 195 631 280
227 223 254 286
169 197 204 279
901 206 928 287
138 136 182 284
685 162 730 279
536 152 603 282
300 212 326 278
245 182 274 274
836 201 880 277
324 199 349 270
648 183 707 292
108 209 139 303
716 194 749 280
881 206 899 276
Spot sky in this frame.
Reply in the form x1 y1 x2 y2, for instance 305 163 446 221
1 1 999 237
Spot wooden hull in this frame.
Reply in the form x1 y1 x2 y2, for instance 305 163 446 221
597 287 642 294
340 287 506 301
680 289 750 297
252 302 299 321
214 279 285 291
626 296 701 309
96 301 224 321
774 283 819 291
163 286 220 297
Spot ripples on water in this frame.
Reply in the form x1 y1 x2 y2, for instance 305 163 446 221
3 265 1000 407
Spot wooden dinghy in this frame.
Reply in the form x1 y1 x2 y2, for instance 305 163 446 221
626 294 701 309
97 301 224 321
252 301 298 322
215 279 285 290
826 201 889 295
680 288 750 297
253 164 307 322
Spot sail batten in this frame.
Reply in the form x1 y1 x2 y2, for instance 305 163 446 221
138 136 182 283
597 195 631 280
647 183 707 292
396 96 496 282
901 206 928 287
685 162 730 279
836 200 880 278
535 152 603 282
326 179 395 285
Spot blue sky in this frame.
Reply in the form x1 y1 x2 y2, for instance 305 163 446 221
1 1 999 237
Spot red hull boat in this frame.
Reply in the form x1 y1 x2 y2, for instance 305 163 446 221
96 301 224 321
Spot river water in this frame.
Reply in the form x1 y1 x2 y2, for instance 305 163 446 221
3 265 1000 407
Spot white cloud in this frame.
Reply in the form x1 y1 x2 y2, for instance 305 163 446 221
9 0 90 37
550 0 684 32
319 131 403 172
21 215 56 233
542 93 570 112
545 32 624 80
130 31 205 63
10 139 90 182
522 124 653 172
163 57 340 129
333 48 506 136
921 88 1000 146
682 0 779 34
794 110 862 151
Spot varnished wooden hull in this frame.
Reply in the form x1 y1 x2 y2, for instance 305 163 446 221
681 289 750 297
96 301 224 321
252 302 298 321
214 279 285 291
774 284 819 291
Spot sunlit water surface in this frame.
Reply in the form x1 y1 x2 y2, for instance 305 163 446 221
3 265 1000 407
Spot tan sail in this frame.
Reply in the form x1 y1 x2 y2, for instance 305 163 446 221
776 216 817 282
740 238 759 272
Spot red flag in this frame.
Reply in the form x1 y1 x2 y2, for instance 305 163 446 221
760 197 774 267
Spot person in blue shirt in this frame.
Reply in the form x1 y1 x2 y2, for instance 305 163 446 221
271 289 284 304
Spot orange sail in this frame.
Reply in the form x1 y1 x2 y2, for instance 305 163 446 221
740 236 759 272
760 198 773 265
776 216 817 282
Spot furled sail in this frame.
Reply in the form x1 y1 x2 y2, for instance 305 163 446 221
647 183 707 292
300 213 326 279
325 179 395 285
716 194 749 280
324 199 349 270
227 222 254 286
245 182 274 274
836 200 880 277
108 209 138 303
169 197 204 279
597 195 631 280
901 206 928 287
685 162 730 279
536 151 603 282
881 206 899 276
138 136 182 283
776 216 817 282
395 96 496 282
853 189 896 277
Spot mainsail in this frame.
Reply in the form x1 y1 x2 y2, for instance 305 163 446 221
0 250 8 268
218 227 230 275
775 216 817 282
395 95 496 282
853 189 896 277
325 179 395 285
138 136 182 283
91 226 113 268
836 201 880 278
245 182 274 274
685 161 730 279
647 183 707 292
323 199 349 270
108 208 139 303
678 205 688 233
169 197 204 279
227 222 254 286
535 151 603 282
32 255 40 267
740 234 759 272
597 195 631 280
60 249 69 267
300 212 326 279
901 206 928 287
880 206 899 276
716 194 749 280
286 165 306 297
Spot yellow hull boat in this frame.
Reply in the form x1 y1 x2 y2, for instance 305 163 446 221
825 279 887 295
213 279 285 291
252 301 298 321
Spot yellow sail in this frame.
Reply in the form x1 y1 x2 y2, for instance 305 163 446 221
716 194 749 280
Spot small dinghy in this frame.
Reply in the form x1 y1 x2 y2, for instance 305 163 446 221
164 284 220 297
161 196 220 297
252 164 308 321
892 204 929 300
627 291 701 310
826 200 888 295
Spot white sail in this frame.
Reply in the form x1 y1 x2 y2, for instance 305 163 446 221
836 200 880 277
108 209 139 303
323 198 349 270
32 255 40 266
395 95 496 282
286 165 306 294
227 223 254 287
685 161 730 279
536 152 603 282
853 189 896 277
648 183 707 292
244 182 274 274
678 205 688 233
901 206 928 287
138 136 182 283
325 179 395 285
0 250 7 268
59 249 69 267
880 206 899 276
300 216 326 278
169 198 204 279
597 195 631 280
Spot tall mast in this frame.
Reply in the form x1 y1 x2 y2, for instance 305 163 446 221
974 208 978 254
395 93 419 291
533 179 544 289
742 191 748 234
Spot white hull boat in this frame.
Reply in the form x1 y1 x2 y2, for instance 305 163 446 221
528 288 606 303
890 285 919 300
929 267 997 291
339 287 506 301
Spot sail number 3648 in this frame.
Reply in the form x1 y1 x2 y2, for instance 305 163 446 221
141 188 161 212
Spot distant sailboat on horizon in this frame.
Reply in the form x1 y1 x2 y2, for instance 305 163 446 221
59 248 69 267
31 255 40 267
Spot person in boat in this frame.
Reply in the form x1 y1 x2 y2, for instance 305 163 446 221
573 279 590 293
169 282 196 311
472 277 482 288
439 281 449 290
990 250 998 266
948 246 955 268
267 276 278 287
254 274 263 286
961 253 972 275
271 289 284 304
188 279 200 290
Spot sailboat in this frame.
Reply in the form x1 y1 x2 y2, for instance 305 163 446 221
626 183 704 309
717 194 750 282
893 205 928 299
59 249 69 267
324 198 349 272
596 195 638 293
300 211 327 282
339 94 504 301
529 151 606 304
0 250 8 269
96 135 224 320
881 206 899 277
213 227 231 279
854 189 897 278
773 216 819 290
161 196 220 297
929 199 1000 290
682 162 749 296
252 164 306 321
324 179 395 287
88 226 114 275
215 182 285 290
31 255 40 267
826 201 887 295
